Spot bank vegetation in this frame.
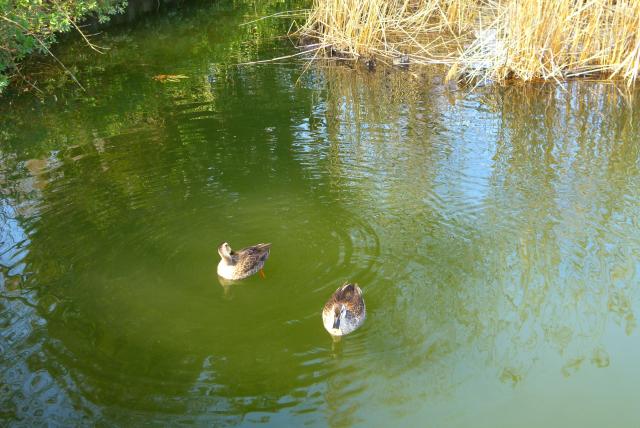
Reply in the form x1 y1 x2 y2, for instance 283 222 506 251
298 0 640 84
0 0 126 92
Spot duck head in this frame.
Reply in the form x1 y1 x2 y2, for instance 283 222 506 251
218 242 234 262
332 304 347 329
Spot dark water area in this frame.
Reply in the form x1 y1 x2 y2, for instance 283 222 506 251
1 1 640 426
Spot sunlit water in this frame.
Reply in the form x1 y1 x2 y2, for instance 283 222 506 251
2 2 640 426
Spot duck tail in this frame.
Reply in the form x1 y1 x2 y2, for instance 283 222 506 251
337 282 359 300
341 282 357 292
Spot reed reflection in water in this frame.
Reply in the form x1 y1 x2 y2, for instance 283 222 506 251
306 71 640 425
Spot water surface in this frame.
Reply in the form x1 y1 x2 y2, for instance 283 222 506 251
1 2 640 426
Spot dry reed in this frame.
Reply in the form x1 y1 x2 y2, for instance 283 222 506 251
297 0 640 85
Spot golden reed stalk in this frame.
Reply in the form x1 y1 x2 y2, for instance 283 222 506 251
298 0 640 84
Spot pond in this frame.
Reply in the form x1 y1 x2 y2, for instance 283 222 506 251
1 1 640 426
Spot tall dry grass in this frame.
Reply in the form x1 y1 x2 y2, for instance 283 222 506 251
300 0 476 65
298 0 640 85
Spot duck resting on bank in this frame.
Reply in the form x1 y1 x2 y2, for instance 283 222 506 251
217 242 271 280
322 283 366 336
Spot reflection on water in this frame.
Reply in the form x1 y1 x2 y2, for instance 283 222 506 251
1 2 640 426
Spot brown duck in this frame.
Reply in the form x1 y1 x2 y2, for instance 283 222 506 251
217 242 271 280
322 283 366 336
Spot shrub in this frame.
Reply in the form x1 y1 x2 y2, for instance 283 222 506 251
0 0 127 92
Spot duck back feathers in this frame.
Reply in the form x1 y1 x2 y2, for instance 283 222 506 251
217 242 271 280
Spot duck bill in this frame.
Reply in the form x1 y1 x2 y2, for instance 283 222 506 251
332 317 340 329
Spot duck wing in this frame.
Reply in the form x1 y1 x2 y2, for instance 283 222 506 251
237 243 271 264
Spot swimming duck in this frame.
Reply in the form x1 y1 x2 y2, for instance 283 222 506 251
322 283 366 336
217 242 271 280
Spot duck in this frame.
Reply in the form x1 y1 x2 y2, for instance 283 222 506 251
322 283 366 336
217 242 271 280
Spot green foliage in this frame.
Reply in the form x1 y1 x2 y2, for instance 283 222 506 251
0 73 8 91
0 0 127 92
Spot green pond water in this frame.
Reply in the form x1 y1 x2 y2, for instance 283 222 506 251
2 2 640 426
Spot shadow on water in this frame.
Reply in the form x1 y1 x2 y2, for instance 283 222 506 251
1 1 640 426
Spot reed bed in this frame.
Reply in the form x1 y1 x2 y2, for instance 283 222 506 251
297 0 640 85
